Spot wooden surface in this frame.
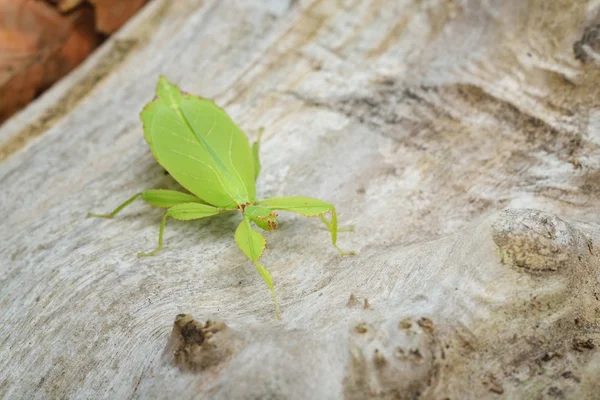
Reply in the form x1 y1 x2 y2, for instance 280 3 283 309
1 0 600 398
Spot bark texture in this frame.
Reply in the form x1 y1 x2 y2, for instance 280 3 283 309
1 0 600 399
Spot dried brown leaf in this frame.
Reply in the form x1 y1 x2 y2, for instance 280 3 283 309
89 0 147 34
0 0 98 123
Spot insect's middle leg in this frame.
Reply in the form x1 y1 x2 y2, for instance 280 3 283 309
87 189 206 220
87 193 142 219
137 202 222 258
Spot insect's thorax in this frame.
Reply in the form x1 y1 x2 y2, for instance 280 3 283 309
243 205 278 231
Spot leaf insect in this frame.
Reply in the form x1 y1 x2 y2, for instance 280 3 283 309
88 77 355 318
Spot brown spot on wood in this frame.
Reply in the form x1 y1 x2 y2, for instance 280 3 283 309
417 317 434 333
572 338 595 352
346 294 360 308
373 348 387 368
354 322 368 334
574 23 600 63
484 373 504 395
398 318 412 330
166 314 240 373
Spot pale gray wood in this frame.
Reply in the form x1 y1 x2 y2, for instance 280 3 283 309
1 0 599 398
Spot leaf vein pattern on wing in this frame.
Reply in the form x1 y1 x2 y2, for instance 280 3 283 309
182 106 240 202
172 171 215 184
228 127 249 200
160 113 188 129
163 96 240 205
170 171 220 197
170 148 236 202
204 111 217 137
161 129 199 145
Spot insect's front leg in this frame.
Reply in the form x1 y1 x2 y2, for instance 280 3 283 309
138 202 222 258
259 196 356 256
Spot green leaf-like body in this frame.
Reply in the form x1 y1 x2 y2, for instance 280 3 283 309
82 77 354 318
140 77 256 209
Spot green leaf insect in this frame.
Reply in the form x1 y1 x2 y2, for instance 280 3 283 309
87 76 355 318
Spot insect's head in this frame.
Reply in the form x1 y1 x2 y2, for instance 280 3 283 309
244 205 278 231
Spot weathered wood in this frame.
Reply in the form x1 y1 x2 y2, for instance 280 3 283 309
1 0 599 398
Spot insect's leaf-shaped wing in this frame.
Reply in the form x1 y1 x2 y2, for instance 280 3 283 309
180 94 256 202
140 77 255 208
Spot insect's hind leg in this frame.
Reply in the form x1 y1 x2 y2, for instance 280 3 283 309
87 193 142 219
319 207 355 256
137 211 168 257
318 215 354 233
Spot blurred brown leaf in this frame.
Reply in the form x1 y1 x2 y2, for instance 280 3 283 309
49 0 146 33
90 0 147 34
0 0 147 124
62 0 84 12
0 0 98 124
48 0 85 12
